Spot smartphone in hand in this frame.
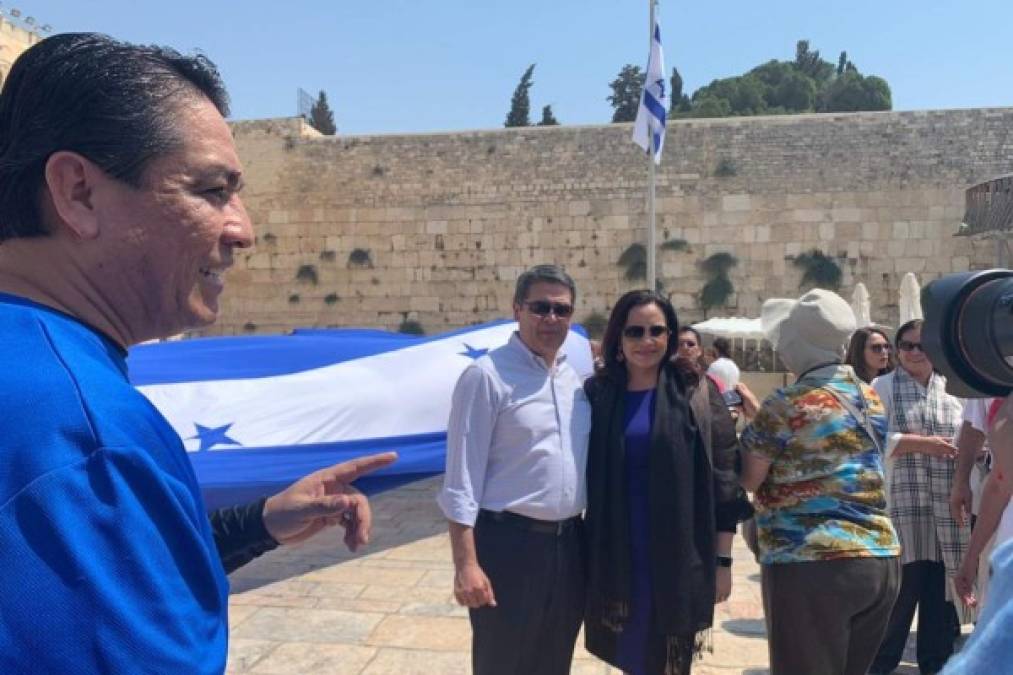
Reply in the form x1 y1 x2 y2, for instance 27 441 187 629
722 389 743 408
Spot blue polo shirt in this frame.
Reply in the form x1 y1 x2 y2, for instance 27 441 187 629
0 293 229 674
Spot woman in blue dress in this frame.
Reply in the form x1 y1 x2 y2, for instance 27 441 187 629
583 290 747 675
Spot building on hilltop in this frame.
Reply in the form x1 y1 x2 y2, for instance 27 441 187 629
0 11 44 86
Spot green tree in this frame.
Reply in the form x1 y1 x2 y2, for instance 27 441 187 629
308 90 337 135
691 75 766 116
690 95 732 118
669 67 690 114
820 72 891 112
608 64 645 122
505 64 535 127
537 104 559 126
773 70 816 111
794 40 834 81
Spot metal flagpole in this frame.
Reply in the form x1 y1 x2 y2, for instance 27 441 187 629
646 0 657 290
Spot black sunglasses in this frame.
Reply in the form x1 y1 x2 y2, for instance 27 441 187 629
524 300 574 319
622 325 670 340
898 340 924 353
868 343 891 353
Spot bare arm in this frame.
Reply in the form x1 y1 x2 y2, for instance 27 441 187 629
953 473 1013 606
714 530 734 603
950 422 985 525
891 433 959 459
735 382 761 421
740 450 772 493
448 521 496 608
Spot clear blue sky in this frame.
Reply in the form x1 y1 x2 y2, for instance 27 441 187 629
26 1 1013 134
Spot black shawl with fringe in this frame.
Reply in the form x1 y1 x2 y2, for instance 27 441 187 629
583 362 716 675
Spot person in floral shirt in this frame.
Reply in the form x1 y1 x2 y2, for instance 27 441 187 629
740 290 900 675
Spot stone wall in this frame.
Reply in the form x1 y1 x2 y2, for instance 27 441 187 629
0 18 41 85
211 108 1013 337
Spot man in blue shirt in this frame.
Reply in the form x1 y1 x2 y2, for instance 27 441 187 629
0 33 394 673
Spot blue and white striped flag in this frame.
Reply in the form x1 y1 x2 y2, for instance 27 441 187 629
632 18 667 163
128 321 593 509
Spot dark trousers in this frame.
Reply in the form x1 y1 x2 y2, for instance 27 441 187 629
871 560 955 674
469 512 585 675
761 556 900 675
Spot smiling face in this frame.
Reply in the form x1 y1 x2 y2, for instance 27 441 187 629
897 325 933 379
98 96 253 340
512 281 573 363
864 331 892 374
620 302 671 376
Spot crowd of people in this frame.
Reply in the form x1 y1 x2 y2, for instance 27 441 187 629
442 270 1013 675
1 31 1010 675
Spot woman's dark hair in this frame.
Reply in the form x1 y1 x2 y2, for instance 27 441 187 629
599 289 679 381
895 319 924 346
712 336 732 358
0 33 230 240
844 326 895 383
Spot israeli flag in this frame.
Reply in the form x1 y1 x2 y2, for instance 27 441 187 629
128 321 593 509
632 18 667 163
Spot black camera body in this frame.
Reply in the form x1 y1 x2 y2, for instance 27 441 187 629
922 269 1013 397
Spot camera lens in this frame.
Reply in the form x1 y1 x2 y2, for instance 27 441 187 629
922 269 1013 397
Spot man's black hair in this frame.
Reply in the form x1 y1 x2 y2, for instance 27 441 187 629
712 336 732 358
0 32 229 240
513 264 577 306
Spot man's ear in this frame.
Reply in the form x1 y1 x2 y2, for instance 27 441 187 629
43 151 102 240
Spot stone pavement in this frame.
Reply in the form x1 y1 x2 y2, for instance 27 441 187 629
225 477 926 674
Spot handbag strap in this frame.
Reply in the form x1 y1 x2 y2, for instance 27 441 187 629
819 376 884 455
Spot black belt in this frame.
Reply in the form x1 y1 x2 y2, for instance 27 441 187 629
478 509 581 536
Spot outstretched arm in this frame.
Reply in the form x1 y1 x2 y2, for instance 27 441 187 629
212 451 398 573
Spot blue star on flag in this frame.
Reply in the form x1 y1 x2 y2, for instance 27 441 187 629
189 423 242 452
459 343 488 360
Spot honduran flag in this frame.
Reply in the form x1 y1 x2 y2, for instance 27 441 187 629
128 321 593 509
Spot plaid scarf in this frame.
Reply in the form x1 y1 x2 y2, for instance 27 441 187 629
888 366 974 620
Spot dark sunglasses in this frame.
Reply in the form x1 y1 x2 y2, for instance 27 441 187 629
678 339 699 348
524 300 574 319
868 343 891 353
898 340 923 353
623 325 670 340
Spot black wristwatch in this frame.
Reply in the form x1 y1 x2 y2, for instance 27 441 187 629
716 555 733 568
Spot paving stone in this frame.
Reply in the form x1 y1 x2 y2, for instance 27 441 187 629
222 477 934 674
225 638 278 673
366 615 471 651
249 642 377 674
302 564 426 587
231 607 385 644
228 604 262 628
359 647 470 675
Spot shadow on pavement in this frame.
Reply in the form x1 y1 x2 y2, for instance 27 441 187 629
228 476 450 594
722 618 767 639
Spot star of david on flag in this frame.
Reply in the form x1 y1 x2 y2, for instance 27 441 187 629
632 18 667 164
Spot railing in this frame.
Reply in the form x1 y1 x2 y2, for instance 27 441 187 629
962 173 1013 236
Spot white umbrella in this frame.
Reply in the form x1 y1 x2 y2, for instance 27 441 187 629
850 282 872 327
898 273 923 324
693 316 766 341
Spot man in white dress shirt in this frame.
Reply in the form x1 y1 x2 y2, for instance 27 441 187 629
438 264 592 675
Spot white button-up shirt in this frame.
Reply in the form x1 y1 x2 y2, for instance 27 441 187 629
437 332 591 526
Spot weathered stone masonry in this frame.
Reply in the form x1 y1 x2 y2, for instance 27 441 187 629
210 108 1013 336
